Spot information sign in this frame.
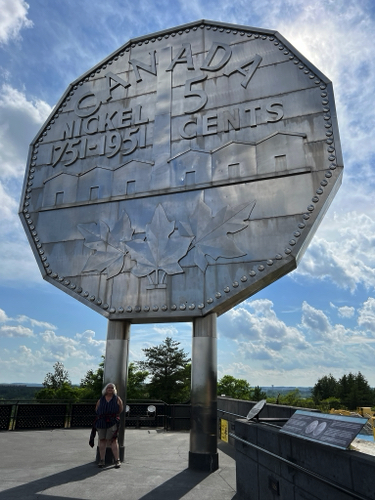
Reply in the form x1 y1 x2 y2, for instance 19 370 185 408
280 410 367 450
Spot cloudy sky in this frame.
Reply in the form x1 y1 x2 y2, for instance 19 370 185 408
1 0 374 389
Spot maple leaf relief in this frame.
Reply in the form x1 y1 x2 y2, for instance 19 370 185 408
179 196 256 272
78 211 133 280
125 204 193 287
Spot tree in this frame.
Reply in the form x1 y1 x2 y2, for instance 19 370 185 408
35 362 79 401
136 337 191 403
80 356 104 399
250 385 267 401
312 374 339 404
43 362 71 389
217 375 251 400
127 362 149 399
338 372 374 409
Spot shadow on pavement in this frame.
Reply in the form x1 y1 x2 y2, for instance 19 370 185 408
0 462 99 500
138 468 210 500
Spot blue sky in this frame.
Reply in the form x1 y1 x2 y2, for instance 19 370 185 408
1 0 375 388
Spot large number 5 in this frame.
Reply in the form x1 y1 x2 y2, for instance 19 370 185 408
184 75 208 114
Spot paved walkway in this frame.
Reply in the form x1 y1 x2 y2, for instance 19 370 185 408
0 428 237 499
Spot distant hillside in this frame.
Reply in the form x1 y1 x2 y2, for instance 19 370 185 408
263 387 312 398
0 384 40 400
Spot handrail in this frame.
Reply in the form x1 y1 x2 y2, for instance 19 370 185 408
230 432 371 500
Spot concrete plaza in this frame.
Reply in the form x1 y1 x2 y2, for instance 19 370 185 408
0 428 237 500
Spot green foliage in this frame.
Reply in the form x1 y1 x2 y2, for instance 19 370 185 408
136 337 191 403
218 375 252 400
42 362 71 389
312 374 339 404
36 382 82 402
0 385 40 400
250 385 267 401
313 372 375 410
79 356 104 399
127 362 149 399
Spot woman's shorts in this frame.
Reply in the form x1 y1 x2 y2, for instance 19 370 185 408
96 424 117 440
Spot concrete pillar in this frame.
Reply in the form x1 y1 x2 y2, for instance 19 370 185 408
189 313 219 472
103 320 131 462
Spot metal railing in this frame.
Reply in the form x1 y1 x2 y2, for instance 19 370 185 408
0 401 191 431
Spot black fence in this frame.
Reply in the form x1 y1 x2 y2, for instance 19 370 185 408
0 401 191 431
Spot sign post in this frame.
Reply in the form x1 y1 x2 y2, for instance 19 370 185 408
20 20 343 471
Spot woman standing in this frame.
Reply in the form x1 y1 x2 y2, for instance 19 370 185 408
95 383 123 468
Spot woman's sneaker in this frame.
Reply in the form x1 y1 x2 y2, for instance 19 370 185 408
115 459 121 468
98 459 105 468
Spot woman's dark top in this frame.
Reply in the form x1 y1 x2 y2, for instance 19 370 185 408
95 395 120 429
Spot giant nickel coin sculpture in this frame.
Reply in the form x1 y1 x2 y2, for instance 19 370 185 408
19 20 343 322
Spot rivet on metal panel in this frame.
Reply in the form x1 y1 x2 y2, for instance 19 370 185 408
118 307 124 313
267 260 273 266
275 254 283 260
258 265 265 271
249 270 256 277
96 299 102 305
330 164 337 170
126 306 132 313
294 231 301 237
307 205 315 212
135 306 141 312
162 305 168 311
103 304 109 310
171 305 177 310
109 307 116 313
207 298 213 304
215 293 222 299
83 291 89 297
153 306 159 312
89 296 95 301
144 306 150 312
224 287 230 293
233 281 239 287
289 240 296 246
198 303 205 309
189 304 195 310
325 172 332 178
180 304 186 310
241 276 247 282
76 287 82 293
312 196 319 203
285 248 292 254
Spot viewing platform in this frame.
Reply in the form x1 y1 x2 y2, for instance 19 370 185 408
0 428 237 500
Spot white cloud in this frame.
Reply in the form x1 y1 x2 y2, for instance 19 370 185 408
294 212 375 291
0 308 9 323
16 315 57 330
357 297 375 334
0 0 33 45
0 84 52 179
0 324 34 337
337 305 355 319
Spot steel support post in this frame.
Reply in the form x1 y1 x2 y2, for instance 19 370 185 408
103 320 131 462
189 312 219 472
